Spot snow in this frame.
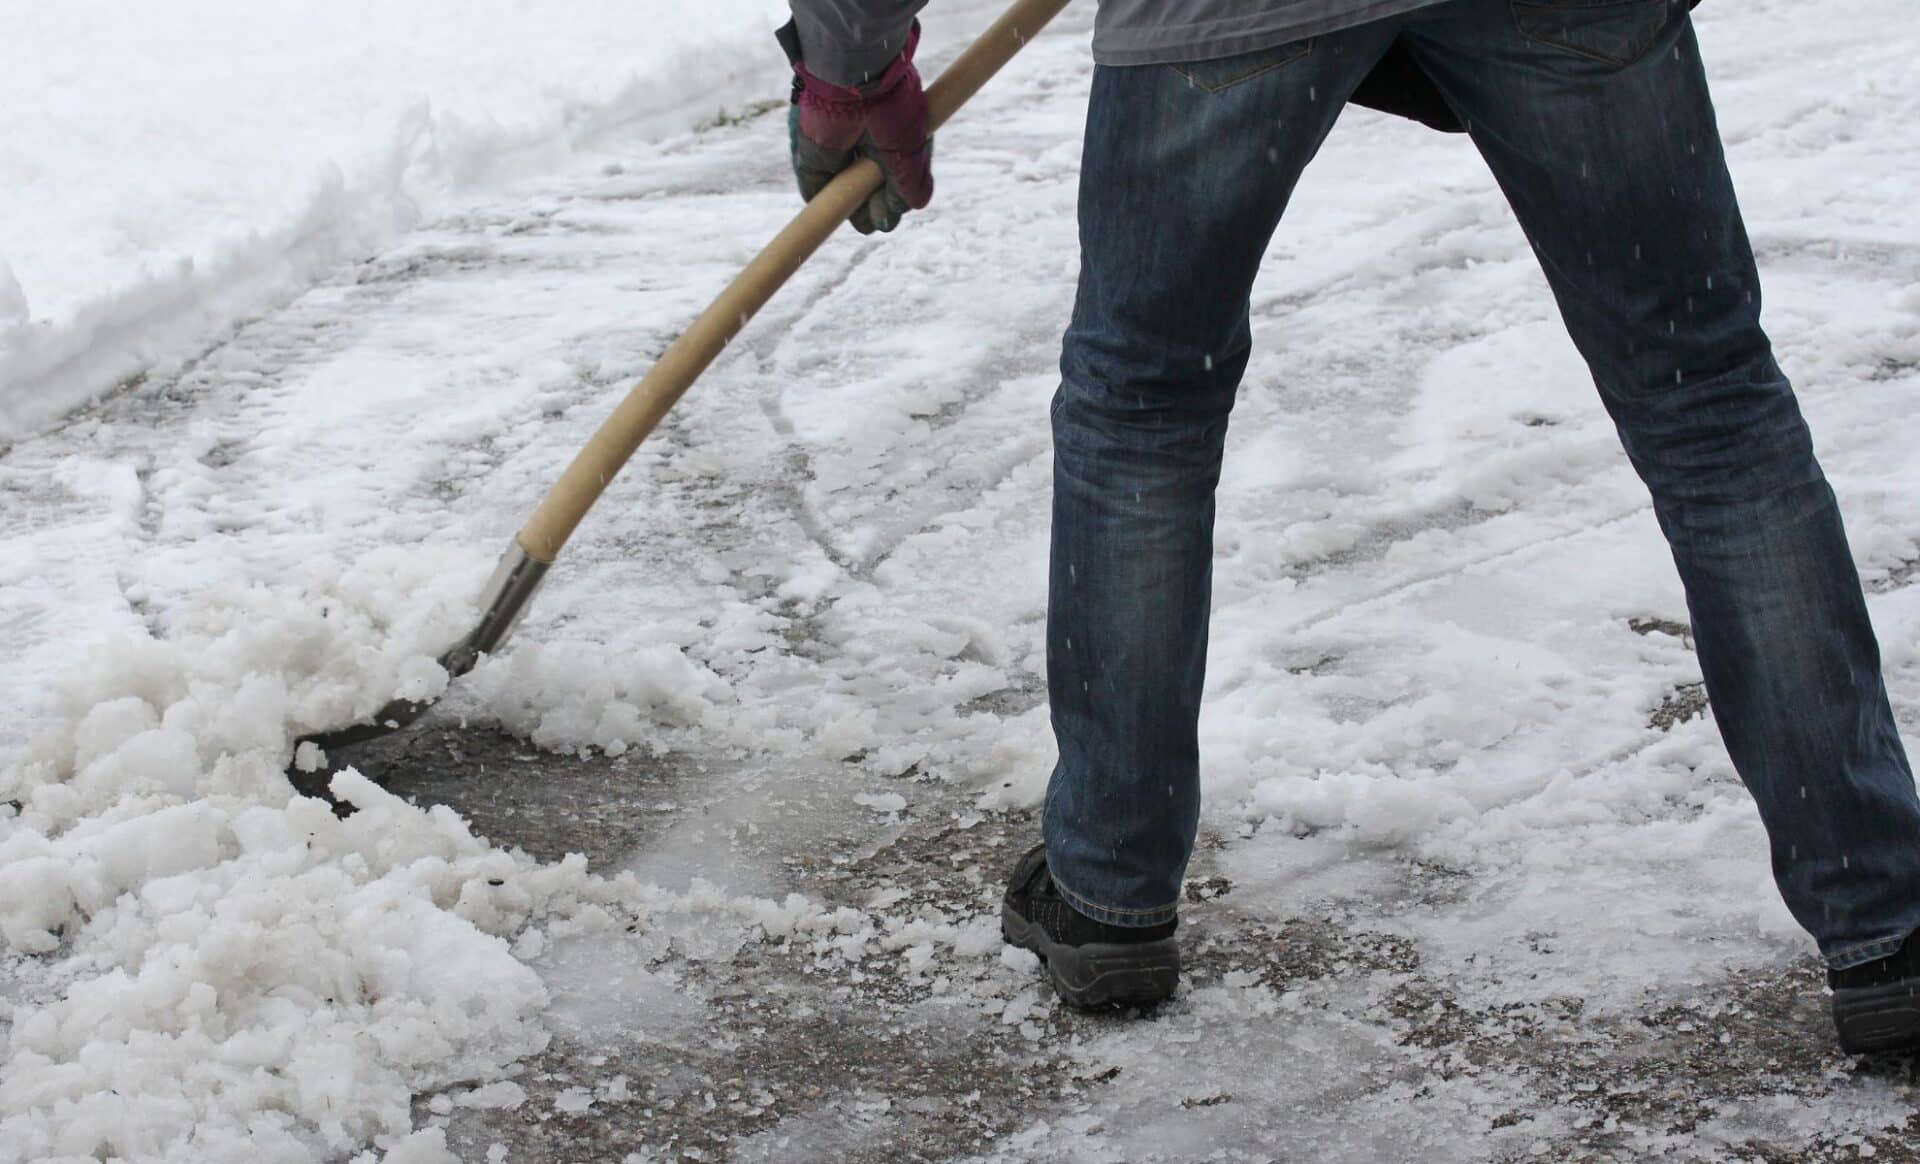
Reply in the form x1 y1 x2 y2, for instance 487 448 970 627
855 791 910 814
3 0 1919 1158
0 566 890 1159
0 0 794 443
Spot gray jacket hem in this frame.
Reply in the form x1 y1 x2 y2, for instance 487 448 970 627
1091 0 1447 67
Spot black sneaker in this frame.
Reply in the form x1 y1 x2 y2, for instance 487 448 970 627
1000 844 1179 1009
1830 933 1920 1054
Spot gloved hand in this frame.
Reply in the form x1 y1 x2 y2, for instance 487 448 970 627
786 22 933 235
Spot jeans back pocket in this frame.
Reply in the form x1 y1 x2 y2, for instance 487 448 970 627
1512 0 1674 67
1169 38 1314 94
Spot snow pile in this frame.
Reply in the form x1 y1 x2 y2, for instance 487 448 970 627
0 0 791 442
0 769 550 1162
0 550 868 1161
468 638 733 757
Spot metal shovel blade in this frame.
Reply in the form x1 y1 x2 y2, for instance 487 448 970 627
291 543 548 766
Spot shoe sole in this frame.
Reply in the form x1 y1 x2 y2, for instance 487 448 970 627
1000 903 1179 1010
1833 981 1920 1054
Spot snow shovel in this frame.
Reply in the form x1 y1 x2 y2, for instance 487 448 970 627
293 0 1073 765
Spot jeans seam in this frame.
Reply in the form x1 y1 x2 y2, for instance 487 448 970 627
1827 932 1912 972
1509 0 1669 68
1168 39 1313 94
1049 868 1179 924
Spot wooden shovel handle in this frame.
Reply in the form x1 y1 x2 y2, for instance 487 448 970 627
515 0 1073 564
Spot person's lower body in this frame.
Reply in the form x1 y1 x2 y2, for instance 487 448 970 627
1028 0 1920 1031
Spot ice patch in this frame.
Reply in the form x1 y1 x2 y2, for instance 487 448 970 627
538 932 704 1049
854 791 909 815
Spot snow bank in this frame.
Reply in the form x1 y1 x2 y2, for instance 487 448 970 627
0 0 791 442
0 551 879 1162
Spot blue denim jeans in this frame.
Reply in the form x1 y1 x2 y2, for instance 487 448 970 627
1044 0 1920 968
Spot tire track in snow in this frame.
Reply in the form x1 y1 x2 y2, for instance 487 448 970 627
750 243 882 579
1270 503 1649 640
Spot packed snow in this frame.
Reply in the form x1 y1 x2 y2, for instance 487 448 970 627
4 0 1920 1158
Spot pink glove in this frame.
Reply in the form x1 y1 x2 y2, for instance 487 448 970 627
788 22 934 234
